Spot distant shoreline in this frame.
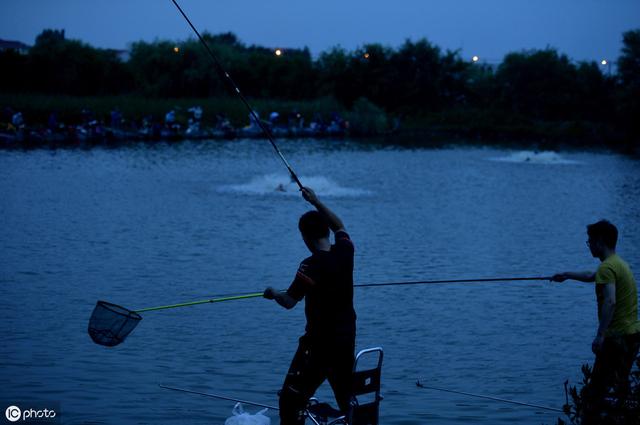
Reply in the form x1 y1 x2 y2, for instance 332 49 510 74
0 93 637 154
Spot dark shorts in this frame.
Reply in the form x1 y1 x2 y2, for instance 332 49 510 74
279 334 355 425
590 332 640 397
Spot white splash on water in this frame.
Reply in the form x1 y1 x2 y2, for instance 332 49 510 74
219 174 372 197
489 150 580 165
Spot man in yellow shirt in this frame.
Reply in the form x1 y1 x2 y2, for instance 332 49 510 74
552 220 640 409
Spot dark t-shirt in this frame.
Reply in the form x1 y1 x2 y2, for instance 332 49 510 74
287 230 356 341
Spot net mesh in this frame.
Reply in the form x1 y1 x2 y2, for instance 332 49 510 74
88 301 142 346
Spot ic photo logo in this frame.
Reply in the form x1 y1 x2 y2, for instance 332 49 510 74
4 404 57 423
5 406 21 423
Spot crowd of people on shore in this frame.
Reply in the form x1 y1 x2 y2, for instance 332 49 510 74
0 105 352 148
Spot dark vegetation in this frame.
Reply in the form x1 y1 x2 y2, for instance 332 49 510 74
1 29 639 150
557 357 639 425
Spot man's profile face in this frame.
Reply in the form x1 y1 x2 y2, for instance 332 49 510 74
587 237 602 258
302 234 314 253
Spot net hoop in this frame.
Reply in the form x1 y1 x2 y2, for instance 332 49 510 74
88 301 142 347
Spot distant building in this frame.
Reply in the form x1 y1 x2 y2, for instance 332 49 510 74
107 49 130 62
0 39 31 54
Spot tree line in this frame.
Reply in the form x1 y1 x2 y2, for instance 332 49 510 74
1 29 638 146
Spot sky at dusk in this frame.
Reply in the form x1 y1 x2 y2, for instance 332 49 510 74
1 0 639 63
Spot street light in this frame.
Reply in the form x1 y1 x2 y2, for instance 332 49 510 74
173 46 180 53
472 55 479 63
601 59 607 66
275 49 282 56
363 52 370 59
600 59 611 75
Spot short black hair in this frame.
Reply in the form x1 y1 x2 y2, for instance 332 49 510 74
587 219 618 250
298 210 329 240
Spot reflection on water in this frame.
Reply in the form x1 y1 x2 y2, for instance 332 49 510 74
1 141 638 425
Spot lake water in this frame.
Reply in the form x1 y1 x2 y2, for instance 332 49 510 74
1 140 639 425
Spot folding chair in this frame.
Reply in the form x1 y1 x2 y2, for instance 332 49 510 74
305 347 384 425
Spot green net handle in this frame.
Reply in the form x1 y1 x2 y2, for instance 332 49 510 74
134 292 263 313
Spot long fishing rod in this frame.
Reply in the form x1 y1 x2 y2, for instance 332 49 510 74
354 276 551 288
160 384 278 410
416 380 565 413
170 0 302 189
203 276 552 298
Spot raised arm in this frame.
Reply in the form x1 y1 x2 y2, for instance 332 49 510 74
301 187 345 233
550 271 596 283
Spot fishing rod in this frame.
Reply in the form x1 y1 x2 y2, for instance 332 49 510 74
202 276 553 297
89 276 551 347
354 276 551 288
169 0 302 189
416 380 565 413
160 384 278 410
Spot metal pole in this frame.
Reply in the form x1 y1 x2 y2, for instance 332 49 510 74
135 293 263 313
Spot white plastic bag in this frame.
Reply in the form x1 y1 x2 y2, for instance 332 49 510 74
224 403 271 425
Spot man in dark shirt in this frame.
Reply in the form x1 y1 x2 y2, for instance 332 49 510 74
264 187 356 425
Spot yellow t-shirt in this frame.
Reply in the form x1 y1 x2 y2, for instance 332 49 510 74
594 254 640 337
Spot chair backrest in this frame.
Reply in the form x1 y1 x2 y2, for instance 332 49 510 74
348 347 383 425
